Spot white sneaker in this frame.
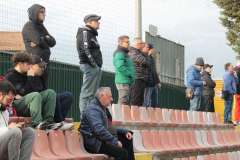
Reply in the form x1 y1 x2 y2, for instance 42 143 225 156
59 121 74 131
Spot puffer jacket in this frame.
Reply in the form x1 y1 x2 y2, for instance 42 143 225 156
80 98 118 153
186 65 204 96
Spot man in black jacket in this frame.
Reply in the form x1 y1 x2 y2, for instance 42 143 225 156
142 43 160 107
129 38 149 106
76 14 102 117
22 4 56 88
201 64 216 112
5 53 60 130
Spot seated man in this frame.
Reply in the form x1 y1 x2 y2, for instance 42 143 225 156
26 55 74 130
80 87 130 160
5 52 60 130
0 78 35 160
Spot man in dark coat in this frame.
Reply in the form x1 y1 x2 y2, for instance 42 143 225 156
142 43 160 107
80 87 131 160
129 38 149 106
22 4 56 88
76 14 102 117
201 64 216 112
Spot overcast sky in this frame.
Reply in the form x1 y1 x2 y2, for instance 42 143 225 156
142 0 235 79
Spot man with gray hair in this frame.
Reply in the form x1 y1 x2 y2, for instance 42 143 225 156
80 87 134 160
129 38 149 106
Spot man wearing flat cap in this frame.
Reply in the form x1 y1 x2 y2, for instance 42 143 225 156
186 57 206 111
201 64 216 112
76 14 103 117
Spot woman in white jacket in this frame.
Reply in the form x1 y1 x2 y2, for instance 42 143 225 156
0 79 35 160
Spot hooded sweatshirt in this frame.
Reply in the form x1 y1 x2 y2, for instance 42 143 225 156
22 4 56 63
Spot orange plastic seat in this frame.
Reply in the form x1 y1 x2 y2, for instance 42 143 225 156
64 131 106 160
147 107 158 125
131 105 149 126
48 130 91 160
32 130 64 160
139 107 151 124
155 108 164 123
122 105 132 122
141 130 155 150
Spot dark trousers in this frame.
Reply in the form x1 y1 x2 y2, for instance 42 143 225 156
201 95 215 112
54 91 73 122
224 95 233 123
117 134 135 160
99 142 128 160
130 79 146 106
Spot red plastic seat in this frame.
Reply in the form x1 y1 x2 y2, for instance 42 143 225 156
169 109 178 123
155 108 164 123
214 112 222 124
32 130 64 160
186 131 209 153
130 105 146 125
139 107 151 124
122 105 131 121
131 105 141 121
111 104 123 124
48 130 91 160
181 110 189 123
64 131 106 160
141 130 155 150
147 107 158 125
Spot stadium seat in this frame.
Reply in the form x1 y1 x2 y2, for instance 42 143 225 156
48 130 91 160
122 105 131 121
64 131 107 160
154 108 164 123
132 130 152 152
141 130 155 150
139 107 151 124
111 104 123 125
147 107 158 124
32 130 64 160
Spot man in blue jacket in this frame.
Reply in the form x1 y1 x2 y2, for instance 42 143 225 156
80 87 133 160
223 63 238 124
186 57 206 111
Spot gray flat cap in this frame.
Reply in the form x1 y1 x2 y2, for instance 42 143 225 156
84 14 101 23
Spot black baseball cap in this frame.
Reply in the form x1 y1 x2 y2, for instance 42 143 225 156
84 14 101 23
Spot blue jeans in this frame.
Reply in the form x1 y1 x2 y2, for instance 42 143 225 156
79 64 102 117
54 91 73 122
143 86 158 107
190 95 201 111
224 95 233 123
